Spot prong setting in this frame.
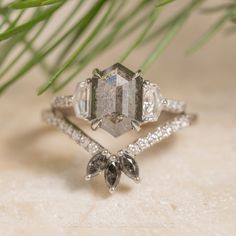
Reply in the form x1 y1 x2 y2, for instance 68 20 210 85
144 80 150 85
161 98 168 105
117 150 124 157
92 68 102 78
102 149 110 157
109 155 118 162
131 120 141 132
109 187 115 194
86 78 92 84
134 69 143 78
85 174 92 181
117 115 124 122
91 118 102 131
134 176 141 183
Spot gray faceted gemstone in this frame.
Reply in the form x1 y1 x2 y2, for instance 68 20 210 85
104 160 121 191
86 152 107 178
120 153 139 181
91 63 143 137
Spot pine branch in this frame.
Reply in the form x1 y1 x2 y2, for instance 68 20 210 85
38 0 116 94
0 0 235 95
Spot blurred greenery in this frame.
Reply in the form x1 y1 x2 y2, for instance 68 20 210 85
0 0 235 95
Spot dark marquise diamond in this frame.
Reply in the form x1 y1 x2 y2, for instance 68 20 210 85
104 160 121 192
120 153 139 182
91 63 143 137
86 152 107 178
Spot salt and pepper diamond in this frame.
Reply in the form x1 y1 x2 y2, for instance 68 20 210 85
91 63 143 137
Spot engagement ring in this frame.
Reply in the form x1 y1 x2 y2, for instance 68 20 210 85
42 63 196 193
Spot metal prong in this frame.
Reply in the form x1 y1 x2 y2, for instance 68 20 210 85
117 150 124 157
117 114 124 122
102 149 111 158
161 98 168 105
134 176 141 183
109 187 115 194
85 174 92 181
131 120 141 132
91 119 102 131
86 78 92 84
134 69 143 78
92 68 102 78
144 80 150 85
102 149 108 156
110 155 117 162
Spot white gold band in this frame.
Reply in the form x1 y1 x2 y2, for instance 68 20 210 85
42 109 195 158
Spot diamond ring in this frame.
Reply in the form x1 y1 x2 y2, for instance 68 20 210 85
42 63 196 193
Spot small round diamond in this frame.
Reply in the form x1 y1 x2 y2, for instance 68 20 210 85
88 142 100 154
147 133 158 145
79 136 90 148
137 138 150 150
126 144 140 156
72 130 82 142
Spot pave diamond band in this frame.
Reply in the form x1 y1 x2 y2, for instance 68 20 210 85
42 63 196 193
123 113 195 157
42 110 104 155
43 110 195 158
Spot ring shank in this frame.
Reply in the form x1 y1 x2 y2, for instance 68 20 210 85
42 109 196 157
51 95 74 116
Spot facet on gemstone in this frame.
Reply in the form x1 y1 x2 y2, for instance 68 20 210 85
91 63 143 137
120 153 139 182
104 159 121 192
86 152 107 178
73 81 91 119
142 83 162 122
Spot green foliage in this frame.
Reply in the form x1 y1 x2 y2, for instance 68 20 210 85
9 0 65 9
0 0 235 95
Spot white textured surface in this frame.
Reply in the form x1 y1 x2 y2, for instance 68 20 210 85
0 1 236 235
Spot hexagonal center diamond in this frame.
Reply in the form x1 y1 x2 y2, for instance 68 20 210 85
91 63 143 137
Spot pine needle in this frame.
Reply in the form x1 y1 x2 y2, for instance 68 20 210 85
0 0 235 95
